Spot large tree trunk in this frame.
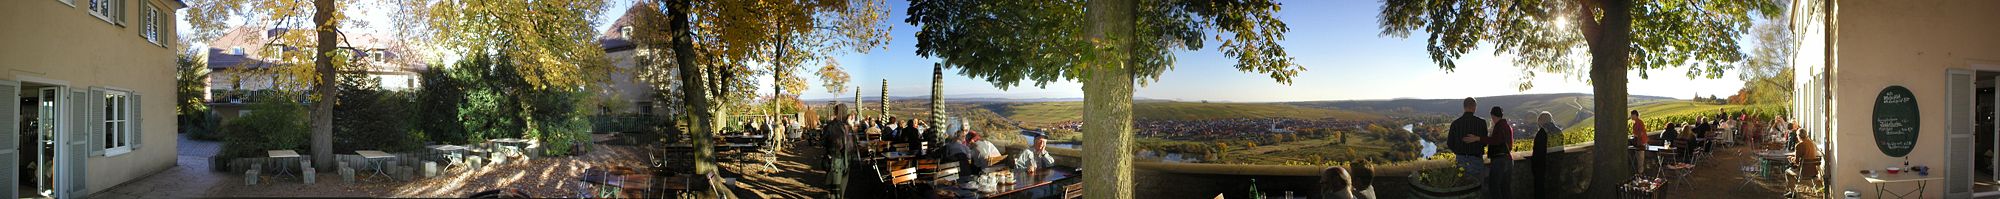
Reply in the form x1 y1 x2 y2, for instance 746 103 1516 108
1585 0 1634 197
664 0 722 197
1083 0 1136 198
309 0 337 171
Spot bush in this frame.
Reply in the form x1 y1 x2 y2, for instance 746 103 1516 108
414 67 470 144
183 111 223 140
332 74 422 153
448 53 593 156
218 94 309 159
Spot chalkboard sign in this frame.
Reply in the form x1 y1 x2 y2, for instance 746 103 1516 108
1872 85 1919 157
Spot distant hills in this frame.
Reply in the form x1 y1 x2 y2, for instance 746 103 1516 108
1286 93 1678 128
828 93 1680 132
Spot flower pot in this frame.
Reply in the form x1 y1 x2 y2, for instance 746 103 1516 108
1409 171 1482 199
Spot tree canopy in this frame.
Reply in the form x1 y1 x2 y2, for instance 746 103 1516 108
398 0 612 89
907 0 1302 89
1380 0 1780 89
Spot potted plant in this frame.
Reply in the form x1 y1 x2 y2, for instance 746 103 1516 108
1409 166 1481 199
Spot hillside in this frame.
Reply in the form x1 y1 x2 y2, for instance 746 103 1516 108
1286 93 1679 130
976 101 1385 125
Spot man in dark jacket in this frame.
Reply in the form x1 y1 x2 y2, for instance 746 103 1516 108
1448 97 1489 180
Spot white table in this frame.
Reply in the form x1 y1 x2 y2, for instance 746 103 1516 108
355 150 396 180
268 150 301 178
430 145 468 169
1862 173 1941 199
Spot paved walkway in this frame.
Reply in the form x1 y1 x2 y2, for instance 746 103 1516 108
87 134 226 199
93 133 657 198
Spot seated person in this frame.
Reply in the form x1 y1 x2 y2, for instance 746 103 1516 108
1014 130 1056 177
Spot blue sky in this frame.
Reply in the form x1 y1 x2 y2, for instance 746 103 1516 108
807 0 1748 102
182 0 1752 102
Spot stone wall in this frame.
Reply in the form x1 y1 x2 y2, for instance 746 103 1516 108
1114 143 1601 199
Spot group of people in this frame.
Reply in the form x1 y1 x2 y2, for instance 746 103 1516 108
1445 97 1566 199
816 103 1060 199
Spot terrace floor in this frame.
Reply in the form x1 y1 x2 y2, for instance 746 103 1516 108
1655 142 1801 199
89 133 654 198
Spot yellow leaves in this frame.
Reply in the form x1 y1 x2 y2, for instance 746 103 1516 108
402 0 609 90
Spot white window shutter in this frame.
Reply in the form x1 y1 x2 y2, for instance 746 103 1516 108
65 90 87 198
131 93 142 150
0 80 19 198
88 89 105 156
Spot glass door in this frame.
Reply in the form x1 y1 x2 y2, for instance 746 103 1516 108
34 87 55 197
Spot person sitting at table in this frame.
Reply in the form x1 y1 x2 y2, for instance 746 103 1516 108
1015 131 1055 172
1659 123 1681 147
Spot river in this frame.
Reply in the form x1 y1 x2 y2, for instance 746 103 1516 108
1406 124 1439 157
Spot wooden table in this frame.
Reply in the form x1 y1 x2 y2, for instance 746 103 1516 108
355 150 396 180
1862 173 1940 199
268 150 301 178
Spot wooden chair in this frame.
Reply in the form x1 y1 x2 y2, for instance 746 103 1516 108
891 143 912 154
889 166 919 186
935 161 961 184
916 159 940 183
1064 182 1084 199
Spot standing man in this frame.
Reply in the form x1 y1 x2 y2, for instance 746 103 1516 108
1630 110 1649 170
1461 106 1515 199
1447 98 1489 182
823 104 854 198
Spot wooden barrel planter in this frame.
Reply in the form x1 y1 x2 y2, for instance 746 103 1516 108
1408 169 1481 199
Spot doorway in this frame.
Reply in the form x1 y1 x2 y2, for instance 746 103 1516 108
12 82 65 199
1957 70 2000 197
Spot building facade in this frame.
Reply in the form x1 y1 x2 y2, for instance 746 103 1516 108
596 4 670 117
1792 0 2000 198
201 27 425 120
0 0 186 198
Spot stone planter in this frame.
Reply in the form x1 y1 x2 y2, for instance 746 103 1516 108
1408 170 1481 199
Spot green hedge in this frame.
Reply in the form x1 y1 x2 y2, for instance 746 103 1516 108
218 94 309 159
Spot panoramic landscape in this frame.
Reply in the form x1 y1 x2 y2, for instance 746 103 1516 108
14 0 1998 198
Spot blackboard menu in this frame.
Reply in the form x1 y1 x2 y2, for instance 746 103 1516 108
1872 85 1919 157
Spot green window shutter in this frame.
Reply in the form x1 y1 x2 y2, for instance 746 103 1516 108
131 93 141 150
0 80 19 198
88 89 104 156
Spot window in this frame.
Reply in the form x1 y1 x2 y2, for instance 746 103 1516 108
101 90 133 155
141 3 161 46
620 26 633 38
58 0 75 7
87 0 123 25
232 46 244 55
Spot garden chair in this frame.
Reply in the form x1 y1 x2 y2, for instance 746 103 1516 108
1736 158 1763 191
1664 162 1695 189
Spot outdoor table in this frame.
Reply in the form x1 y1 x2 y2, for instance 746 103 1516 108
355 150 397 180
579 166 655 198
1862 173 1940 199
267 150 301 178
1753 150 1794 178
429 145 467 168
983 167 1078 199
492 138 531 153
